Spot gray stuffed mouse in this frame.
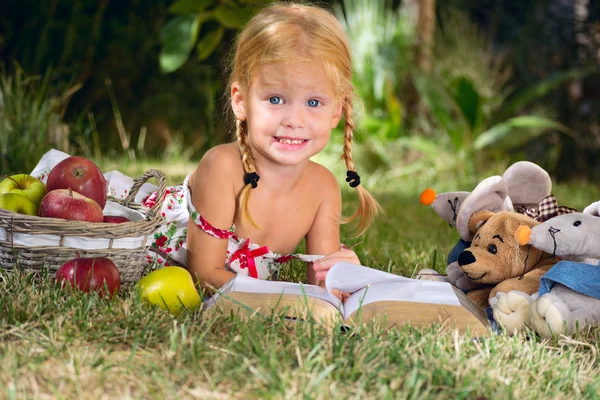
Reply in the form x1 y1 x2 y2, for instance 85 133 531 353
492 210 600 337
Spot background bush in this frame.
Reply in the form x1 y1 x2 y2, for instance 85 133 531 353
1 0 599 181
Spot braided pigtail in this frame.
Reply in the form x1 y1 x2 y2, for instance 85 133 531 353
236 119 260 230
341 96 383 236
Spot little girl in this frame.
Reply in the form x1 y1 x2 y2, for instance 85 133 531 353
146 2 382 289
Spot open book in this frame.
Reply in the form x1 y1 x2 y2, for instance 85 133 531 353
204 263 490 336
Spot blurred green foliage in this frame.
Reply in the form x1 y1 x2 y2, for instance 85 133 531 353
414 9 590 169
159 0 273 73
335 0 415 142
1 0 599 181
0 68 65 175
328 1 594 183
1 0 230 171
435 0 600 180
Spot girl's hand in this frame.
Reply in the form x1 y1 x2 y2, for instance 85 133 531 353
312 249 360 281
331 289 350 303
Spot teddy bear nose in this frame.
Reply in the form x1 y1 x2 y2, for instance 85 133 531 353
458 250 476 266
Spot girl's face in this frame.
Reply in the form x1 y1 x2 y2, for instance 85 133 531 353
231 62 343 167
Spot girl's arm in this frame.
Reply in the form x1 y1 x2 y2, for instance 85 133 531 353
186 146 240 288
305 168 352 285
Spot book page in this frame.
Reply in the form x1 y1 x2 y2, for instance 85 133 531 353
209 274 341 308
325 262 411 295
342 280 461 320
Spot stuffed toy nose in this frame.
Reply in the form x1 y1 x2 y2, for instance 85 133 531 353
420 188 436 205
458 250 476 266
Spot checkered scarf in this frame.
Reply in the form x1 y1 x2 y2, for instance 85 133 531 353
514 194 579 222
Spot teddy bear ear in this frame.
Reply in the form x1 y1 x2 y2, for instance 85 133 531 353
504 212 538 235
503 161 552 208
468 210 495 234
456 176 512 241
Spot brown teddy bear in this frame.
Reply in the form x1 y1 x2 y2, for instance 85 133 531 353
457 210 559 308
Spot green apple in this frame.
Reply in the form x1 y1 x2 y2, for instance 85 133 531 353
0 174 46 207
0 193 38 215
138 267 201 315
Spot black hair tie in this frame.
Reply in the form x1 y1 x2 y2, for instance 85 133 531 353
244 172 260 189
346 170 361 188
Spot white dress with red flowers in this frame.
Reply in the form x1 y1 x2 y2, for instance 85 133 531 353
145 173 310 279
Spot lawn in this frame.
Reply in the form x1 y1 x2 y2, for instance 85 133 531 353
1 159 600 399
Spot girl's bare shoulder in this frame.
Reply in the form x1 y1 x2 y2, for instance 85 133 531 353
199 143 241 169
191 143 242 188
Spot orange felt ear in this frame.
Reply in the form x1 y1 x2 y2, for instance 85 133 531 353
515 225 532 245
468 210 495 234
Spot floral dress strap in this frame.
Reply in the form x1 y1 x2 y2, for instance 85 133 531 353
184 174 237 240
190 212 237 240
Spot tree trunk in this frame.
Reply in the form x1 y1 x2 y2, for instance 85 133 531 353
415 0 436 74
557 0 591 180
404 0 436 130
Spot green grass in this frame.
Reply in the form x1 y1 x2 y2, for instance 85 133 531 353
98 156 198 186
2 161 600 399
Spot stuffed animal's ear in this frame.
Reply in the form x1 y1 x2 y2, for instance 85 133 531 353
504 212 538 237
583 200 600 217
456 176 511 241
503 161 552 208
468 210 495 234
429 191 470 227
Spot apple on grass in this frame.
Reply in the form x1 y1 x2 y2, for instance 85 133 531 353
56 254 121 297
0 193 38 215
137 267 201 315
38 188 104 222
0 174 46 207
46 156 108 209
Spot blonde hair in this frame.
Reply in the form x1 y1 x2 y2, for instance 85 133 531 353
230 2 382 235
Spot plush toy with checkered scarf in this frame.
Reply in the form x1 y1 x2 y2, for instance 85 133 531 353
491 206 600 338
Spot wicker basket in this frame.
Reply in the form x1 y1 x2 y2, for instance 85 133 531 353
0 169 166 286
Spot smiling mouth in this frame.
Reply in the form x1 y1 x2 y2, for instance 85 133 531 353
464 272 487 281
274 137 308 145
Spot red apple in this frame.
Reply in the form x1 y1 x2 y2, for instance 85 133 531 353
56 255 121 296
103 215 130 223
38 188 103 222
46 156 107 209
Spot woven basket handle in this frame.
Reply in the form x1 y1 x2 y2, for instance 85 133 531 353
122 169 167 220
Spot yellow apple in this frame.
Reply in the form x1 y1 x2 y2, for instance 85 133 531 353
0 174 46 207
137 267 201 315
0 193 38 215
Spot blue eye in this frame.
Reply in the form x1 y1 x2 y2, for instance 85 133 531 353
269 96 283 104
307 99 320 107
